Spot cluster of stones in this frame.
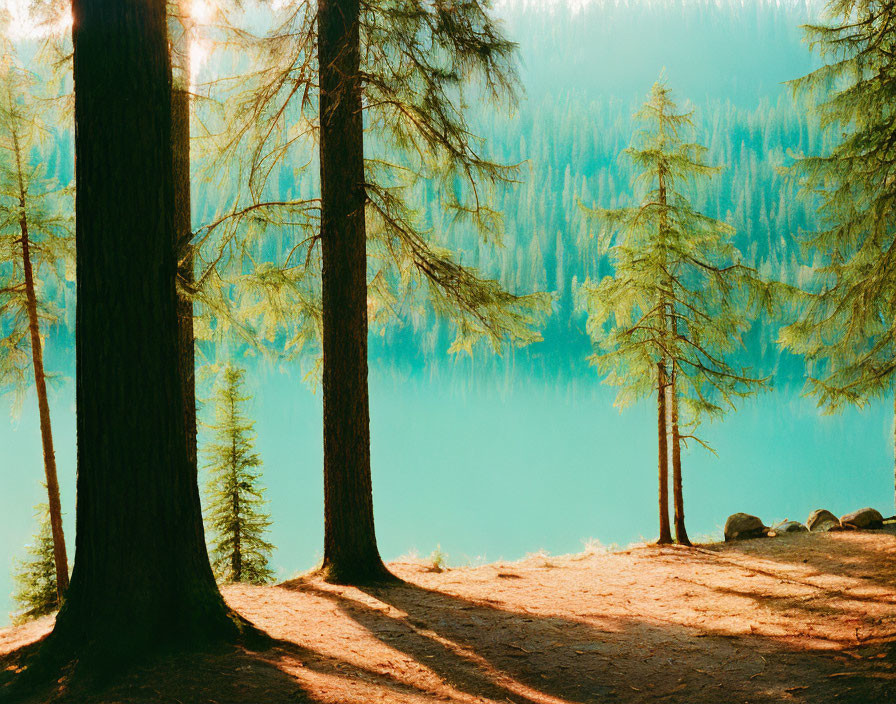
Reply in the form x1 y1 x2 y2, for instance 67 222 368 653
723 507 887 542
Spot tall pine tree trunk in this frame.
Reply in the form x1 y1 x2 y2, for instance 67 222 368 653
48 0 236 664
171 1 197 476
12 127 69 599
655 147 673 547
317 0 392 584
669 363 691 546
654 127 681 547
666 296 691 546
656 361 672 544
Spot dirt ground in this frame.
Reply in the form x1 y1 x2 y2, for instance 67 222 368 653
2 529 896 703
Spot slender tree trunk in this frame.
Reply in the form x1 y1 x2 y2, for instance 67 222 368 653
893 390 895 515
231 389 242 582
231 480 241 582
171 1 197 476
12 128 69 599
669 362 691 546
656 361 672 544
654 137 673 547
317 0 393 584
654 119 686 546
48 0 237 665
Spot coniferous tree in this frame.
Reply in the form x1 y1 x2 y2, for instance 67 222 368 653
44 0 240 667
0 47 72 600
11 503 59 625
203 365 274 585
321 0 553 582
186 6 822 382
578 81 769 546
203 0 550 584
779 0 896 511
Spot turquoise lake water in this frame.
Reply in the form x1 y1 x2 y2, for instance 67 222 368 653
1 360 892 625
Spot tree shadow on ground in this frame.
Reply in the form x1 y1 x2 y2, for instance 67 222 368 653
282 575 895 704
2 551 895 703
0 632 316 704
699 526 896 593
661 528 896 652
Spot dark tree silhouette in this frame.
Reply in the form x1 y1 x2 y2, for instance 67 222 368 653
316 0 393 584
43 0 240 667
211 0 549 585
656 362 672 544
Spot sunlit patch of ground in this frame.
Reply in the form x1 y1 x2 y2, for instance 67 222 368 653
3 529 896 703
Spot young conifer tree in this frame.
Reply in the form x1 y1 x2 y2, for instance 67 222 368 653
11 502 59 625
778 1 896 511
577 80 769 546
204 365 274 584
0 47 73 599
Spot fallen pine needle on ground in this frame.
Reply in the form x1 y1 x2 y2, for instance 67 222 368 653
2 529 896 703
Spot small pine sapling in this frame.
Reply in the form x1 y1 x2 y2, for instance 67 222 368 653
203 365 274 584
11 502 60 624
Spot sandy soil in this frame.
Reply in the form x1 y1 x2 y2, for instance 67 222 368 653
2 529 896 703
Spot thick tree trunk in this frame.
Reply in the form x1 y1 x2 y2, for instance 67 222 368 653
11 128 69 600
317 0 393 584
48 0 236 665
670 365 691 546
656 362 672 544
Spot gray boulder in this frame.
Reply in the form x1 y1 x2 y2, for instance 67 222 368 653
771 520 808 535
807 509 840 532
816 520 843 532
840 507 884 530
724 513 769 542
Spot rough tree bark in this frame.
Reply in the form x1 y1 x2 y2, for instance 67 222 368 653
669 359 691 546
655 134 673 547
316 0 393 584
656 362 672 544
657 110 678 543
10 122 69 600
46 0 237 666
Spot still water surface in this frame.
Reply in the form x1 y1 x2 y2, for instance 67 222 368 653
1 361 890 625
